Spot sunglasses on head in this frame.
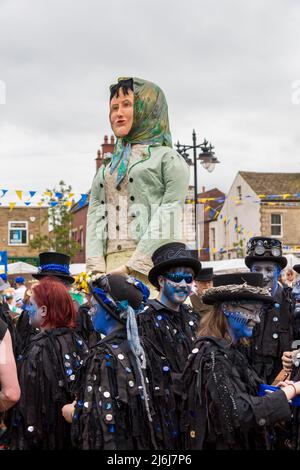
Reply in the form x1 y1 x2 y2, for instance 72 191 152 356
163 273 194 284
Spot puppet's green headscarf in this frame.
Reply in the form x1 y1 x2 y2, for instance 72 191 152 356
109 77 172 187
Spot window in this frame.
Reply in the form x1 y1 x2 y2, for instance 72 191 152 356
234 217 239 241
8 221 28 245
211 228 216 248
271 214 282 236
71 229 78 241
79 227 84 248
237 185 242 202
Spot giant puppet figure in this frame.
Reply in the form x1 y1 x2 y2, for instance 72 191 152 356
86 78 190 285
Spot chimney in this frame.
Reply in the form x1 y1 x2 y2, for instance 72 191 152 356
95 149 102 172
102 134 115 157
202 186 206 193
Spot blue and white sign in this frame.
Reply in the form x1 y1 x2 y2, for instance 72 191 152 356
0 251 8 274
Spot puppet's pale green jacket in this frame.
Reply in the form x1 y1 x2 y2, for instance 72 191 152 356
86 145 190 275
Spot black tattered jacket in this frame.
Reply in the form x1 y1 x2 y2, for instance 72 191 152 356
137 299 199 374
178 336 291 450
71 329 179 450
9 327 88 450
246 285 294 384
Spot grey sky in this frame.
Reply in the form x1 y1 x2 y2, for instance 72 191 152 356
0 0 299 200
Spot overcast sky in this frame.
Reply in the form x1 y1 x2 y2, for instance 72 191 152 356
0 0 300 200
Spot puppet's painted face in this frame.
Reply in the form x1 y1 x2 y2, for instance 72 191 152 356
159 267 194 306
110 88 134 138
222 301 262 342
250 261 281 295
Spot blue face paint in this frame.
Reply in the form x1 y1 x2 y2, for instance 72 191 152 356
251 262 281 296
88 298 119 335
222 302 262 343
27 302 38 324
160 268 193 309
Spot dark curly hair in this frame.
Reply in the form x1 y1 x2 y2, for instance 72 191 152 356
110 78 134 101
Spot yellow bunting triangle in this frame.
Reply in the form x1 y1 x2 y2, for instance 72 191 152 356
9 202 16 211
15 190 23 200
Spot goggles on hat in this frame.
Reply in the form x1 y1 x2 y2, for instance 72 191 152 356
163 272 194 284
248 239 282 257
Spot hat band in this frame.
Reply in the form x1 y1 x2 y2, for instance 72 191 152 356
38 263 70 275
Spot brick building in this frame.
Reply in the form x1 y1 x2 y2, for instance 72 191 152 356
71 135 115 263
0 206 49 265
197 187 225 261
209 171 300 260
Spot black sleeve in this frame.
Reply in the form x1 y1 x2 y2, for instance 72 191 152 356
0 317 7 341
203 350 291 432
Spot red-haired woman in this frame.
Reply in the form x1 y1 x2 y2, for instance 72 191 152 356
9 278 88 449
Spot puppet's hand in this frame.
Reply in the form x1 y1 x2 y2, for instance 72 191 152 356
108 265 129 276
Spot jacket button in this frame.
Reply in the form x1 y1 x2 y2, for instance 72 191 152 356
131 213 136 218
116 206 120 211
117 245 122 251
275 303 280 309
129 178 133 183
258 418 266 426
273 317 278 322
100 183 104 188
101 200 105 204
273 333 279 339
130 196 135 201
117 186 121 191
116 226 120 231
102 216 105 220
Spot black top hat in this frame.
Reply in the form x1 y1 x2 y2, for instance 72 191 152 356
195 267 214 282
32 252 75 285
203 272 273 305
148 242 202 288
294 265 300 274
244 237 287 270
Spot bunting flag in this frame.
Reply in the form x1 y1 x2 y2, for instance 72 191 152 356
78 194 89 209
15 190 23 201
0 187 299 209
9 202 16 211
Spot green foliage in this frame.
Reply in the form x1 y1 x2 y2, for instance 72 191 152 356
29 181 81 258
233 238 246 258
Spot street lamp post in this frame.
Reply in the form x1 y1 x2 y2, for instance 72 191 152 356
175 130 220 254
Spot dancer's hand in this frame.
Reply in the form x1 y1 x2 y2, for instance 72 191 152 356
282 351 296 371
62 401 76 423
